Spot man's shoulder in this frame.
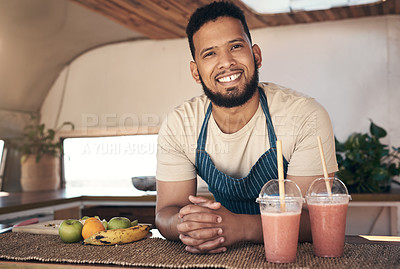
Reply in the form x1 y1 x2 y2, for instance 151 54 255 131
160 94 209 132
171 94 209 117
260 82 326 116
260 82 312 101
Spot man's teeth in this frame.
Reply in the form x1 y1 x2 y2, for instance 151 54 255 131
218 73 240 83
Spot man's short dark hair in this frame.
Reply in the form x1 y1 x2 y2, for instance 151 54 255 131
186 1 252 60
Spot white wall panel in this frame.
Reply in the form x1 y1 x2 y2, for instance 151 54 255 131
42 15 400 146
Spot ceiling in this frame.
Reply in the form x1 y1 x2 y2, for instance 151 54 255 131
0 0 143 115
72 0 400 39
0 0 399 117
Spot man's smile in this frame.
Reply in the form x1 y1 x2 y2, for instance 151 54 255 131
216 72 243 85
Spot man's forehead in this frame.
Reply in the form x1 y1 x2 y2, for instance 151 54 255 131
193 17 249 51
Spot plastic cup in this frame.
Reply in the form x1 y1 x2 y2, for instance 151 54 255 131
306 177 351 257
256 179 303 263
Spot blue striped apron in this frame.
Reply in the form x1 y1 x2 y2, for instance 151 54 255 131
195 87 289 214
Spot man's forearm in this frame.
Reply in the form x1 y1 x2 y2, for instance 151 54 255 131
239 214 263 243
155 206 181 240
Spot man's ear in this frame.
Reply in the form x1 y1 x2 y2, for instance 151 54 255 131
190 61 201 84
252 44 262 69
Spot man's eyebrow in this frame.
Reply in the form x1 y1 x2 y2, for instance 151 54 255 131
200 46 215 56
199 38 246 56
228 38 246 44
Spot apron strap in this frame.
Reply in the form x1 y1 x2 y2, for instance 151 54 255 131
258 87 277 149
197 102 212 151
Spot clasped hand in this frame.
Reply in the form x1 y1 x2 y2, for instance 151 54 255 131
177 195 241 254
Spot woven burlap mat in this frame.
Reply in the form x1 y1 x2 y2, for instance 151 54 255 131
0 233 399 268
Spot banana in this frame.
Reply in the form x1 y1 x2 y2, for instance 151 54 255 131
84 224 150 245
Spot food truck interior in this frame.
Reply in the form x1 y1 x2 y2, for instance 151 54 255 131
0 0 399 238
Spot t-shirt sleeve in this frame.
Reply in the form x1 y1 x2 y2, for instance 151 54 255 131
286 98 338 177
156 111 197 181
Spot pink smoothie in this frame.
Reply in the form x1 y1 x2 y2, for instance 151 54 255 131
308 202 348 257
261 211 301 263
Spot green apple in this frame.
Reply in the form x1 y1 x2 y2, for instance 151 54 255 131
102 220 108 230
59 219 83 243
107 217 132 230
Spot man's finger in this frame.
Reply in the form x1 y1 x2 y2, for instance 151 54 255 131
179 225 223 240
189 195 221 209
179 210 222 224
185 246 227 254
184 237 226 253
177 219 221 234
179 233 206 246
178 204 221 221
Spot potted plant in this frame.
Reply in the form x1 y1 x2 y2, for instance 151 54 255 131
335 120 400 193
9 114 74 191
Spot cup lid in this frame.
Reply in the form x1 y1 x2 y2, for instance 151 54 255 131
306 177 351 198
256 179 302 203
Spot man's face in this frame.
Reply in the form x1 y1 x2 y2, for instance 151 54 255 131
190 17 262 108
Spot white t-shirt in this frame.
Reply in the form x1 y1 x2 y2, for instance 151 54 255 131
156 83 338 181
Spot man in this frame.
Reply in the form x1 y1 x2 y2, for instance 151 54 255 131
156 1 337 254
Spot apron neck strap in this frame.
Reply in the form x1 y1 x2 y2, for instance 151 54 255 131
258 87 277 148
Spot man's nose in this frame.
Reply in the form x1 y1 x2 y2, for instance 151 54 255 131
218 50 236 69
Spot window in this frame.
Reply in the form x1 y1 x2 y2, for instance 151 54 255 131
0 139 4 165
0 139 5 185
0 138 4 162
0 140 4 167
63 135 157 193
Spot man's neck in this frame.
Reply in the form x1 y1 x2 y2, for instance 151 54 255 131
211 90 260 134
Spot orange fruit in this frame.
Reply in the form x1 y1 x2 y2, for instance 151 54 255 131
82 217 106 239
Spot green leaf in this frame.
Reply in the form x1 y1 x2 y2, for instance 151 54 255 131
38 124 45 135
336 153 343 165
371 167 389 181
388 163 399 176
369 120 387 139
47 129 55 140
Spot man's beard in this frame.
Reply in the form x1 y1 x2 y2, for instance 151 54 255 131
200 62 259 108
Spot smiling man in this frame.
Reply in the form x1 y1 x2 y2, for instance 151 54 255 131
155 1 338 254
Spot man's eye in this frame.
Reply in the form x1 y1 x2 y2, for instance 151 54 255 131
204 52 215 58
232 44 243 50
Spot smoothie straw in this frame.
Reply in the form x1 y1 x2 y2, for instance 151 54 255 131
317 136 332 196
276 140 286 212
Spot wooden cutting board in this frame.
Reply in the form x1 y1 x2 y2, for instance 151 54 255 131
12 220 63 235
